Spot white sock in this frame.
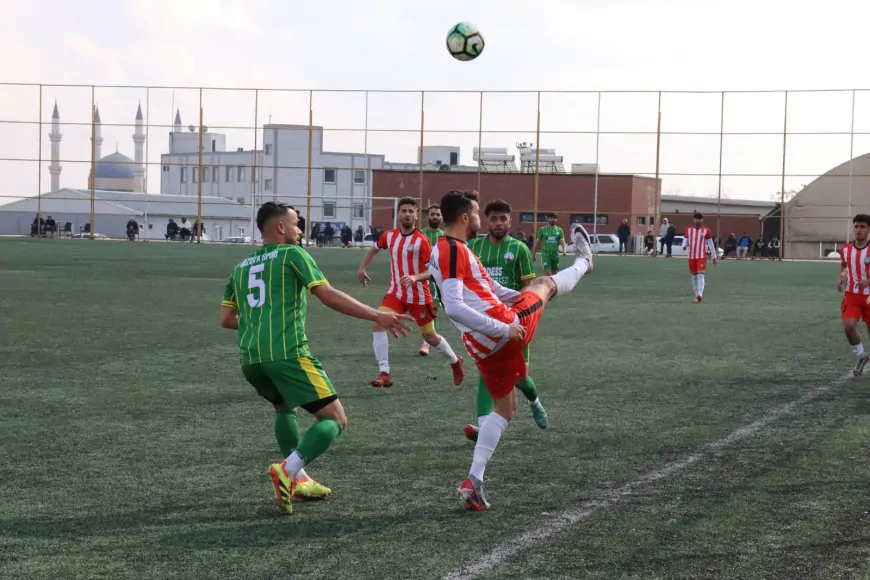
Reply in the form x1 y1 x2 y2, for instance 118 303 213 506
470 412 509 481
691 275 699 295
432 336 459 364
853 343 865 357
553 257 590 296
284 450 305 480
697 273 706 296
373 331 389 373
477 415 488 428
295 467 308 481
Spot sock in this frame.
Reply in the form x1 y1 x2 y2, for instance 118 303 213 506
373 331 389 373
470 413 509 481
515 376 539 403
287 418 343 478
477 416 488 428
476 376 494 418
274 411 300 457
432 336 459 364
691 275 699 295
853 343 865 357
553 257 590 296
697 273 706 296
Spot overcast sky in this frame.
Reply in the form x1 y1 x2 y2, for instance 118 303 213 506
3 0 870 205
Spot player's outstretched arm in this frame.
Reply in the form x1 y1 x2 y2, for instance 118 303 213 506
357 246 379 286
311 283 413 337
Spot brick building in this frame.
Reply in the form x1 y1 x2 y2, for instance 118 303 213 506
371 170 775 240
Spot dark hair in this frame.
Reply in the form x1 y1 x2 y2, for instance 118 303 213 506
256 202 291 233
440 190 480 225
693 212 704 220
547 212 558 219
427 204 440 213
397 197 418 210
484 199 512 216
854 214 870 226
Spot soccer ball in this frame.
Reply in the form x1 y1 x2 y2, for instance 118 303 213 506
446 22 485 61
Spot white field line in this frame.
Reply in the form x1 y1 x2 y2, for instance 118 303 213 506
443 374 851 580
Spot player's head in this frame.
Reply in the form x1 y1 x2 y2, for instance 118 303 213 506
854 214 870 241
693 212 704 227
547 212 558 226
440 190 481 239
256 202 300 245
484 199 512 241
426 204 442 230
397 197 418 229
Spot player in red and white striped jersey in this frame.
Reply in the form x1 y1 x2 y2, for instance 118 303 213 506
838 214 870 376
428 189 594 511
357 196 463 388
681 212 718 302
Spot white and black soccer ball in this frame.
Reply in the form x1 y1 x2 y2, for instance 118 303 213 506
446 22 485 62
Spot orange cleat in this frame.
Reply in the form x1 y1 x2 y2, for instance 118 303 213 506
463 424 479 442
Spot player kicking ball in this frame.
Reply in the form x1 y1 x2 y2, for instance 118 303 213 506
357 196 463 388
838 213 870 376
419 204 444 357
682 212 717 302
220 202 413 514
428 190 593 511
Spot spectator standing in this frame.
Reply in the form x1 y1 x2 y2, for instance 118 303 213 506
617 218 631 256
659 218 670 255
126 217 139 242
665 221 676 257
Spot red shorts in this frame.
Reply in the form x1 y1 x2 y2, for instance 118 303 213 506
841 292 870 324
688 258 707 275
476 290 545 399
379 293 436 329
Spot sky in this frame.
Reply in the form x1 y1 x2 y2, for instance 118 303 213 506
3 0 870 206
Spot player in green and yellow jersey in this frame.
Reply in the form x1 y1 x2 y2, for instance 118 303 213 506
534 212 567 275
465 200 549 441
220 202 413 514
419 204 444 357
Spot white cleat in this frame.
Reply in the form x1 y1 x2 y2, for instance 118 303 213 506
572 224 594 272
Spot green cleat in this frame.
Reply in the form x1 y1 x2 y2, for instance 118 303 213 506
530 399 549 430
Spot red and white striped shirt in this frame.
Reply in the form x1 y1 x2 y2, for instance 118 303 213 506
684 226 712 259
429 236 521 360
841 242 870 296
377 228 432 305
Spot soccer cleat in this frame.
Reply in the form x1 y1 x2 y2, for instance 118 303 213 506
853 355 869 377
463 424 480 442
695 295 703 303
292 476 331 501
451 357 465 386
268 462 296 515
458 475 490 511
419 342 430 357
371 372 393 388
530 399 549 430
572 224 594 272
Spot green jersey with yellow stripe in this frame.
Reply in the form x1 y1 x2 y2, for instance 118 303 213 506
222 244 327 365
536 225 564 256
467 235 536 290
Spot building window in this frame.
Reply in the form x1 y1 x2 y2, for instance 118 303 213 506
180 167 187 183
148 223 153 230
569 214 608 226
636 216 646 225
238 227 245 236
450 152 458 165
203 167 210 183
237 166 245 182
519 212 549 224
264 144 272 156
353 203 364 218
213 166 219 182
162 165 169 172
265 179 273 191
323 202 336 218
212 140 217 152
226 166 233 182
324 168 336 184
192 167 199 183
252 167 257 183
353 170 365 184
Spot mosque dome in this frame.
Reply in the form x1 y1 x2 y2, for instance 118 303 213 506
90 151 135 180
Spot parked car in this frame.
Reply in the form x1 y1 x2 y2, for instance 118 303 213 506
225 235 252 244
658 236 725 259
71 232 109 239
566 232 621 253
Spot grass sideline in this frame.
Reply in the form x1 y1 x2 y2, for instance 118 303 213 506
3 238 869 580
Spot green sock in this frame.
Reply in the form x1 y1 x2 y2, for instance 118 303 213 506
515 376 539 403
295 418 343 465
476 376 494 418
274 411 300 457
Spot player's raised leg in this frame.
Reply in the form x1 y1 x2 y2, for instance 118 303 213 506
522 224 593 306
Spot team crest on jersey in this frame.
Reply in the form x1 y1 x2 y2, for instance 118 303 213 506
864 256 870 265
504 252 514 261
